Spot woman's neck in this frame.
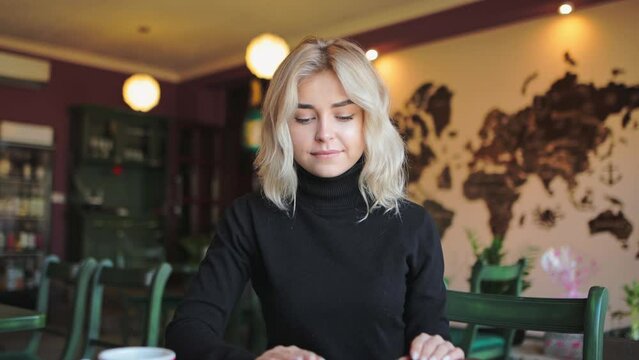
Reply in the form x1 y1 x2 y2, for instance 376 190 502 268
295 157 366 211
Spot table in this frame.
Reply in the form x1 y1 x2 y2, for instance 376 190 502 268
0 303 46 333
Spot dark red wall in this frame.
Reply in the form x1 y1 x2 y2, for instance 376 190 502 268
0 52 178 257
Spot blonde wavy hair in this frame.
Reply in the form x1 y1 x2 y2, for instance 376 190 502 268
255 37 406 216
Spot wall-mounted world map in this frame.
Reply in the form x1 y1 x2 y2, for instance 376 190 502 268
395 70 638 257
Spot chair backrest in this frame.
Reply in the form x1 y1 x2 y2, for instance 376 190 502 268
81 259 172 359
470 258 527 295
446 286 609 360
27 255 97 360
460 258 526 356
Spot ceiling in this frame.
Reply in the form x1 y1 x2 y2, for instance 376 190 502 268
0 0 475 82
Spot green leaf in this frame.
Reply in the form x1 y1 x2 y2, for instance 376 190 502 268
466 228 482 258
482 235 504 265
465 229 538 293
623 280 639 309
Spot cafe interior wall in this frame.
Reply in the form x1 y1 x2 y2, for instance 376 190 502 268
374 0 638 329
0 43 261 259
0 55 179 257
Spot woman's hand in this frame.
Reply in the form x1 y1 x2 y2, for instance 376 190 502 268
398 333 464 360
256 345 325 360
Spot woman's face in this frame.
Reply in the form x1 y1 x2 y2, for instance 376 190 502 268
289 70 365 178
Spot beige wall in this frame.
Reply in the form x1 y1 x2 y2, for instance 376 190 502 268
376 0 639 329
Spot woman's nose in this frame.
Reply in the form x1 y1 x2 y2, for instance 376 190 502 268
315 117 334 142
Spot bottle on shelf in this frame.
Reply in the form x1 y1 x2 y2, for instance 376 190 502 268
35 153 46 181
22 152 33 181
0 227 5 250
16 231 27 251
30 186 44 218
35 233 43 250
6 231 15 251
5 259 25 291
0 152 11 178
17 185 28 217
11 193 19 217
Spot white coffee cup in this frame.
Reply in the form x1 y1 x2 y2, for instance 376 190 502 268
98 347 175 360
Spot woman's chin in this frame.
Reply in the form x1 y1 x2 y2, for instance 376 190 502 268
305 164 350 178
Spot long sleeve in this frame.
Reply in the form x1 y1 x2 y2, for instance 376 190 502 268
165 198 257 360
403 211 450 348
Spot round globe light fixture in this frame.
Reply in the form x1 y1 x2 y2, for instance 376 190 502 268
122 73 161 112
365 49 379 61
245 33 290 79
558 2 573 15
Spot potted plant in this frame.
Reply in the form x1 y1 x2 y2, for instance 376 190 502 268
466 229 537 293
611 280 639 340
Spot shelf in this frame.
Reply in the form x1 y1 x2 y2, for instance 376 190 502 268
0 250 44 258
0 216 45 222
77 158 164 169
0 177 48 186
0 141 54 151
79 211 159 220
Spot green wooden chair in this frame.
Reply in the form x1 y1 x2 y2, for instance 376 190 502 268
80 259 172 359
0 255 97 360
447 286 608 360
450 258 526 359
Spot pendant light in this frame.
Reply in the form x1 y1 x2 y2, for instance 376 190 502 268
122 73 161 112
122 25 161 112
245 33 290 79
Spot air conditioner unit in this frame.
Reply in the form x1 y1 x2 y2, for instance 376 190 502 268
0 50 51 88
0 120 54 146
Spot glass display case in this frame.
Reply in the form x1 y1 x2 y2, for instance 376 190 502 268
0 141 53 304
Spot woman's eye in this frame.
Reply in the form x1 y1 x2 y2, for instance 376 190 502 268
336 115 354 121
295 117 314 124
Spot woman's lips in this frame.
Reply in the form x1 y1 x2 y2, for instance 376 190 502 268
311 150 341 157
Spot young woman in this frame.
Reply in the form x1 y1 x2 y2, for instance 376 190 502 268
166 37 464 360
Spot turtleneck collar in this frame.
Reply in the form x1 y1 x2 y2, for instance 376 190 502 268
295 156 366 211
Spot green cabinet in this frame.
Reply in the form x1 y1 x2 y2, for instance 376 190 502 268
68 105 168 268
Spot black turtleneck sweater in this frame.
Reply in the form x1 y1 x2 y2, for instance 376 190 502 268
166 160 449 360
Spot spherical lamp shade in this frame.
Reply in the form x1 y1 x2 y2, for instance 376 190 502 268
122 73 161 112
245 33 290 79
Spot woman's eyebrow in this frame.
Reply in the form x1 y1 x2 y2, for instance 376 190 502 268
331 99 353 108
297 99 353 109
